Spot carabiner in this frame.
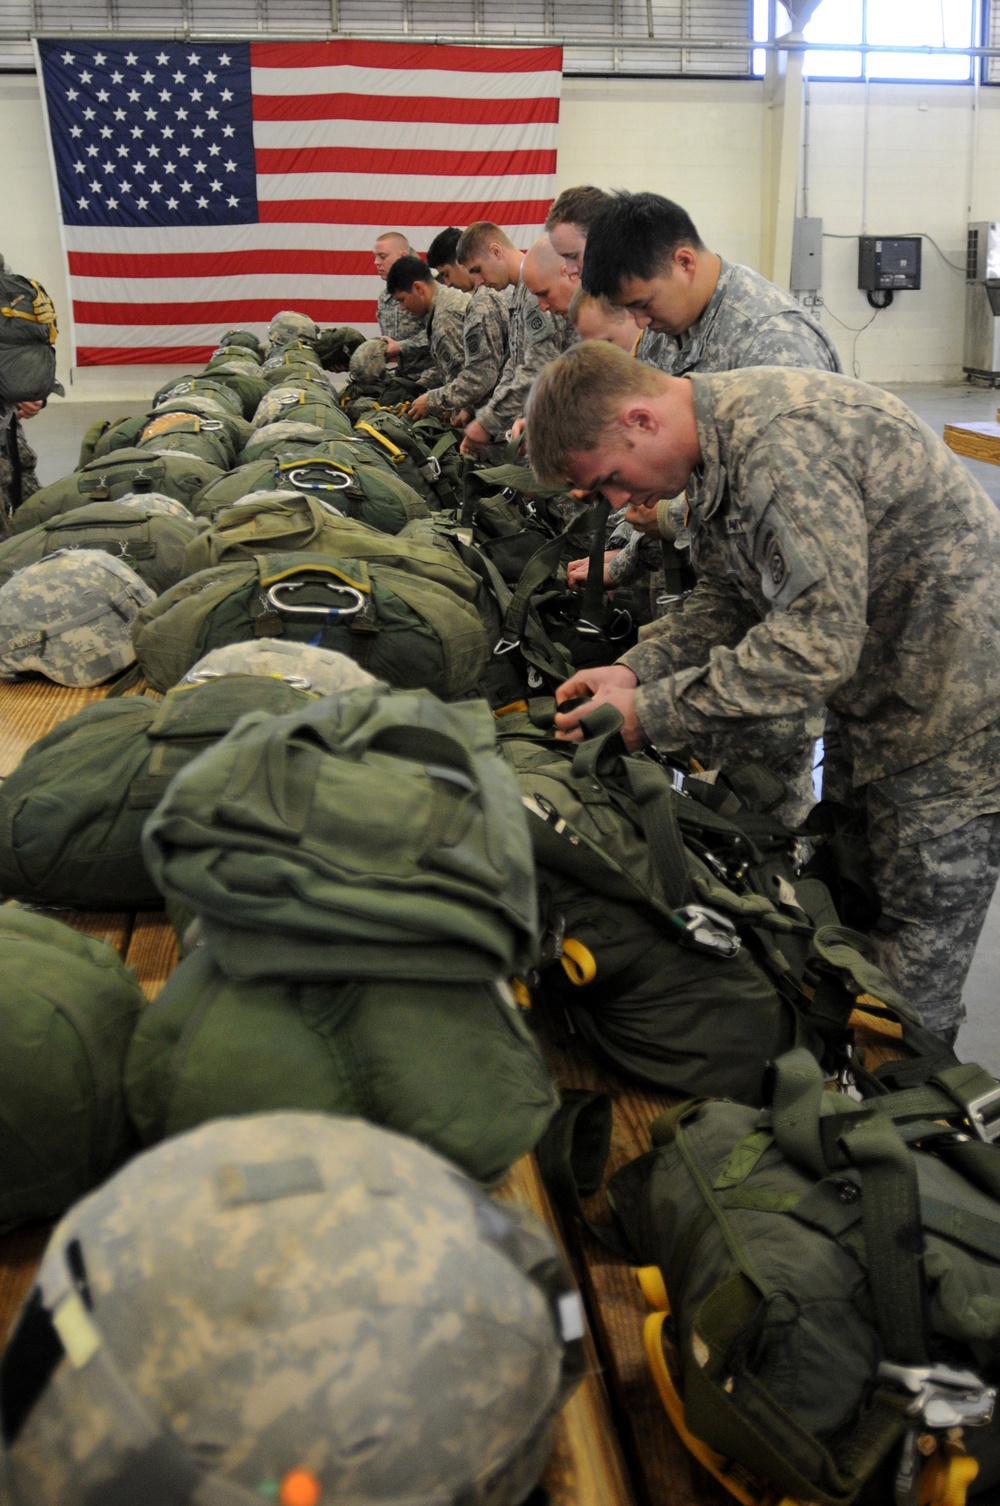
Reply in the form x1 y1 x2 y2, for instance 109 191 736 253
282 462 353 493
265 580 366 619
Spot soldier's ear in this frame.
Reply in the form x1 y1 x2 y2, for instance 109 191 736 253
620 400 658 435
672 245 698 279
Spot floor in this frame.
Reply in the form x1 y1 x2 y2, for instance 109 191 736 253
18 378 1000 1073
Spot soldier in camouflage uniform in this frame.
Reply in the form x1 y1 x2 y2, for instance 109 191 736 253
0 1111 584 1506
421 226 511 425
0 401 42 534
384 254 470 399
526 343 1000 1041
456 222 570 460
373 231 431 381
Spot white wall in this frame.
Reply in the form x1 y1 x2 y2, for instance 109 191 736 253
4 67 1000 397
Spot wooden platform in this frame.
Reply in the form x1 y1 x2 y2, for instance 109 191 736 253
943 419 1000 466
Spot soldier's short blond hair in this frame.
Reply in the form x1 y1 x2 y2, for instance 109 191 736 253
456 222 514 262
525 341 663 487
374 231 410 253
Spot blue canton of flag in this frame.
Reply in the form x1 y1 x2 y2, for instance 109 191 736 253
37 40 258 229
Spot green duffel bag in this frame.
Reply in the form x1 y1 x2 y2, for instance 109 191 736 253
0 906 144 1227
11 447 225 534
498 702 914 1105
142 686 539 984
132 548 490 696
237 420 340 466
214 328 263 358
252 388 352 438
354 410 462 510
0 497 199 594
260 346 323 380
602 1047 1000 1505
197 366 269 420
125 947 556 1185
135 410 240 471
0 675 315 910
194 449 429 535
151 374 245 417
77 413 146 467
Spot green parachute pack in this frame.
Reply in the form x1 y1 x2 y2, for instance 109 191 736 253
0 675 316 910
192 446 430 535
135 409 243 471
181 488 438 575
132 546 490 697
142 686 539 985
0 906 144 1228
0 496 199 594
601 1046 1000 1505
126 947 557 1185
497 702 912 1106
11 446 223 534
0 257 61 405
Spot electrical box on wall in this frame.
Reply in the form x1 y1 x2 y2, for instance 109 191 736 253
858 236 922 291
791 217 823 292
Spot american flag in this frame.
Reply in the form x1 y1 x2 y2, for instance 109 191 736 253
34 38 562 368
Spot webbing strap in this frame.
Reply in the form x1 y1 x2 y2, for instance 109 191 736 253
770 1050 930 1366
500 501 607 644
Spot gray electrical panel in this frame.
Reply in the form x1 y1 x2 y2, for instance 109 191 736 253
791 217 823 292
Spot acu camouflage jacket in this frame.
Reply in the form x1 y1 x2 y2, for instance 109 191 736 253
620 367 1000 785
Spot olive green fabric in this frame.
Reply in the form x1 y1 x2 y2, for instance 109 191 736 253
0 676 315 909
0 498 199 594
135 410 240 471
133 547 489 697
151 374 245 418
11 447 224 534
607 1047 1000 1504
192 447 430 535
0 265 59 405
0 906 144 1228
182 489 440 575
125 948 557 1184
142 686 539 984
497 704 909 1105
353 410 464 510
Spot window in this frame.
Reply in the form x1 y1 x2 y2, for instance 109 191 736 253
753 0 976 82
1 0 754 77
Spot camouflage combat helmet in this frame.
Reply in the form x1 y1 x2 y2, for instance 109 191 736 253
349 337 388 388
0 1112 585 1506
316 325 366 372
0 549 155 686
267 309 319 350
114 490 195 522
183 638 382 695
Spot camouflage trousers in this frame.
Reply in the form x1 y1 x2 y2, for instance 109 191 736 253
867 806 1000 1037
0 417 40 531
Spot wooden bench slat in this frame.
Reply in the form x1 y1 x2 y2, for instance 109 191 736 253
125 911 180 1000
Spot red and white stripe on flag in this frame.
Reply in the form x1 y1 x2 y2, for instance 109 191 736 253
35 38 563 368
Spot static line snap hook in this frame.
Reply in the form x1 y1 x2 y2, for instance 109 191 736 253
265 581 366 619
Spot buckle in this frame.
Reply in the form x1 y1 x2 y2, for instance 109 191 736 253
494 636 521 655
670 905 741 959
878 1361 996 1430
965 1085 1000 1143
420 455 442 481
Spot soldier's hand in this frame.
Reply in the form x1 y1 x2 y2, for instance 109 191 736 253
509 417 526 446
16 401 42 421
554 665 642 748
460 418 492 457
409 393 429 419
381 337 401 358
623 498 663 536
453 409 471 428
566 550 620 591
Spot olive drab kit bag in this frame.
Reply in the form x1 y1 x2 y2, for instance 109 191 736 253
141 685 540 986
0 907 144 1228
0 675 317 910
597 1046 1000 1506
0 497 198 595
131 547 490 699
11 446 224 533
498 702 919 1106
0 256 61 406
125 948 558 1186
